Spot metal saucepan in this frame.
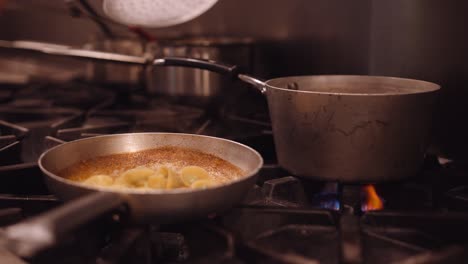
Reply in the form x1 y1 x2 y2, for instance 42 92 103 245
82 38 153 87
149 57 441 183
0 133 263 257
0 39 253 101
148 37 254 100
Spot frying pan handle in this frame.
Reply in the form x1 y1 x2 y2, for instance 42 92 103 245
153 57 267 93
0 191 124 258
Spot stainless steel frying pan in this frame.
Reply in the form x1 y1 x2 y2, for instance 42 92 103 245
0 133 263 257
149 57 441 183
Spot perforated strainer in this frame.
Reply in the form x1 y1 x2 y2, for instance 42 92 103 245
103 0 219 28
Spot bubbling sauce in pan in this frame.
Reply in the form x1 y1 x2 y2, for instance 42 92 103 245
60 146 245 190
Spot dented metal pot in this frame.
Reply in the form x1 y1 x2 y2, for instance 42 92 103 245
151 58 441 183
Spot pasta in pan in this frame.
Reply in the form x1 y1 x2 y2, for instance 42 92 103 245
83 165 217 190
60 146 244 191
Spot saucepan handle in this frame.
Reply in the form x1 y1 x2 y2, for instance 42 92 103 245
0 191 124 258
153 57 267 93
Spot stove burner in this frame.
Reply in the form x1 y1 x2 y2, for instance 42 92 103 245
0 81 467 263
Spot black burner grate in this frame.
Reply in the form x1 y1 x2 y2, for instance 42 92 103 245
0 81 467 263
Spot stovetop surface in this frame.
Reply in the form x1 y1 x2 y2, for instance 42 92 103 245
0 82 468 264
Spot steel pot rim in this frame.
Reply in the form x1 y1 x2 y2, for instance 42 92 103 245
263 74 441 97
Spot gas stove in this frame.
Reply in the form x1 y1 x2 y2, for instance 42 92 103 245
1 81 468 264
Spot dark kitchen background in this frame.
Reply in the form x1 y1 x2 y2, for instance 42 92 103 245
1 0 466 160
1 1 468 263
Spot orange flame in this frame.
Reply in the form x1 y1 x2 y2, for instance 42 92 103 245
362 185 384 211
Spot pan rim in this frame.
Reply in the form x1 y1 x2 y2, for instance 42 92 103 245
38 132 263 195
265 74 441 96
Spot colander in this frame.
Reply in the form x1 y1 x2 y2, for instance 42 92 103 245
103 0 219 28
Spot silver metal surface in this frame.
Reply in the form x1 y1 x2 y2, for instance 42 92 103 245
259 75 440 182
82 39 155 85
238 74 266 93
0 39 151 88
1 133 262 257
0 40 148 64
148 37 253 98
136 56 441 182
1 192 122 257
103 0 219 28
0 38 253 102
